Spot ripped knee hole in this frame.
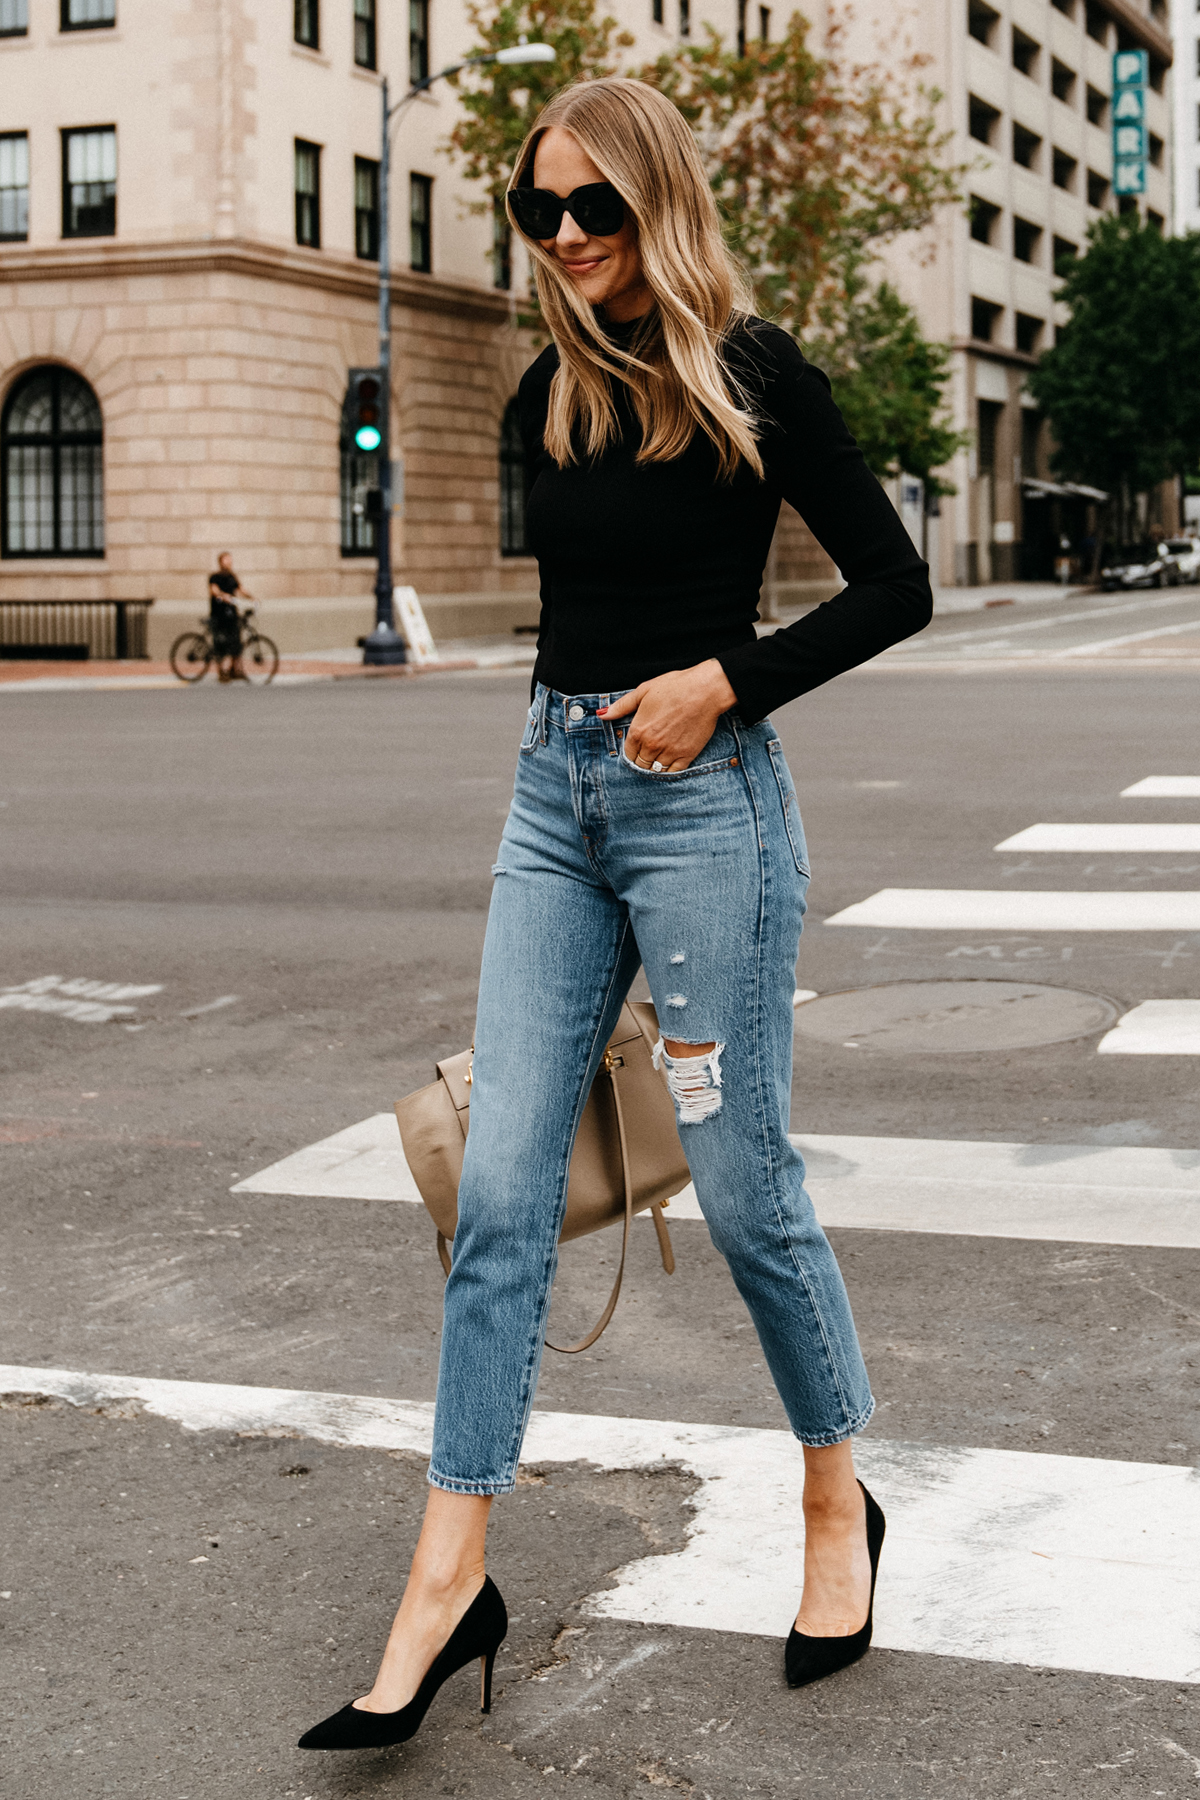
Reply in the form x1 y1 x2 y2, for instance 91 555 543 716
652 1038 725 1124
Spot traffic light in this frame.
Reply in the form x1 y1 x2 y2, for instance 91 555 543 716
352 371 383 452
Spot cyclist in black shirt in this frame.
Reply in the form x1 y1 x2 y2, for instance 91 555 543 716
208 552 253 682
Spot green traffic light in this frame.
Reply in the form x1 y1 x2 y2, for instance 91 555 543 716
355 425 382 451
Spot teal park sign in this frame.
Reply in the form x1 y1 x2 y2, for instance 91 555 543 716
1112 49 1147 197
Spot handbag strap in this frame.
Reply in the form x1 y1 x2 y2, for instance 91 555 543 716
434 1045 675 1355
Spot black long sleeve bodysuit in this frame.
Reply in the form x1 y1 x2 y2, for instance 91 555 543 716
517 317 933 726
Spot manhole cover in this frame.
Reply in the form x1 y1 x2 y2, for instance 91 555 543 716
793 981 1119 1054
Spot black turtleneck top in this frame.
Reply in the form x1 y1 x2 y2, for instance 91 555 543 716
516 316 933 725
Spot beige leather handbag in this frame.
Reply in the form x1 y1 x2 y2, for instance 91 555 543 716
394 1001 687 1352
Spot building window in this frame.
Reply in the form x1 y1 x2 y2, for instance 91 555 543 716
653 0 664 22
1012 28 1040 77
1146 208 1163 232
1052 148 1078 190
1148 57 1164 93
758 5 769 39
410 172 431 272
1085 4 1108 44
971 296 1002 341
0 133 29 241
1086 85 1108 126
340 370 380 557
969 196 1000 244
1012 123 1041 169
1148 133 1163 168
679 0 691 34
2 365 104 558
1050 0 1074 16
969 95 1000 146
1053 234 1077 270
1051 59 1076 103
493 198 511 290
61 0 115 26
62 128 116 238
354 156 379 259
968 0 999 46
1013 217 1042 264
1015 313 1043 354
1021 407 1042 479
294 0 319 49
295 139 321 247
499 399 528 556
0 0 29 37
1086 167 1109 208
735 0 745 51
409 0 428 82
354 0 376 69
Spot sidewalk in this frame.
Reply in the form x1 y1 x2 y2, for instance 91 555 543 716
0 637 538 692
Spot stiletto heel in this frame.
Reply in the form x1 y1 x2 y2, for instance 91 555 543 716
785 1481 885 1690
299 1575 507 1750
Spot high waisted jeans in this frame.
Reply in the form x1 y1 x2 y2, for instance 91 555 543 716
428 686 874 1494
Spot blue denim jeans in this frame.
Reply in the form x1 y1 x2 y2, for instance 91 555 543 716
428 686 874 1494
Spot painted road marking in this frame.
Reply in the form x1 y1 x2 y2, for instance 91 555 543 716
823 890 1200 931
1053 617 1200 657
180 995 240 1019
234 1118 1200 1249
995 824 1200 853
1122 777 1200 797
3 1363 1196 1686
0 975 163 1025
1097 1000 1200 1054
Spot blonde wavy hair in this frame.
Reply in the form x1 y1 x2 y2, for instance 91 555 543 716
507 77 763 480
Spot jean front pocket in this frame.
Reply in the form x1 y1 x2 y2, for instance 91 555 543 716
767 738 810 876
620 722 739 780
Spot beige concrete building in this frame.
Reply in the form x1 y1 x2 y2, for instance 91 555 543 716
2 0 788 659
840 0 1175 585
0 0 1175 662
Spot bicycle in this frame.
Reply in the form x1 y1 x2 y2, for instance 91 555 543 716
169 606 280 686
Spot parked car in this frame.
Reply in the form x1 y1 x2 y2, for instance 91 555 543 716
1161 538 1200 584
1099 542 1182 590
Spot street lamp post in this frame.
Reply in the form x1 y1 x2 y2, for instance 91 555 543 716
361 40 556 666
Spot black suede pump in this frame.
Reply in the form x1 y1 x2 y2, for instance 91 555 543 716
785 1482 886 1690
298 1576 508 1750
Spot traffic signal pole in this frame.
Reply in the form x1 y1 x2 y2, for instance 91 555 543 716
360 42 555 668
361 75 407 666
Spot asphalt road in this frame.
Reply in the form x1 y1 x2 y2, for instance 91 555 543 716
2 605 1199 1798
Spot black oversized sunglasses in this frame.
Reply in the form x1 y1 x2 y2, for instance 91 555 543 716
508 182 626 241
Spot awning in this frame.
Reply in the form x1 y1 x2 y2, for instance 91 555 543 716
1022 478 1110 502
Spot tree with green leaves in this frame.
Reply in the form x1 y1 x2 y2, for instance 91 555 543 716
1028 215 1200 533
638 15 964 338
447 0 633 228
807 276 968 491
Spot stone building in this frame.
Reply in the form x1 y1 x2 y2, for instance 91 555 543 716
0 0 1178 662
841 0 1175 584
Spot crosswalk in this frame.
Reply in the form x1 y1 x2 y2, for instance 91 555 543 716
6 1362 1196 1685
826 775 1200 1054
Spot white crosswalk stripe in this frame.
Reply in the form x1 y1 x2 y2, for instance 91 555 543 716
233 1116 1200 1248
4 1364 1196 1686
823 889 1200 930
1097 999 1200 1055
995 823 1200 852
1121 776 1200 797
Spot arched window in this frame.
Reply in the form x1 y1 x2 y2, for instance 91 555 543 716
2 366 103 557
499 397 528 556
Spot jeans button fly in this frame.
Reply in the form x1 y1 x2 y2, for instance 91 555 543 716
568 704 586 721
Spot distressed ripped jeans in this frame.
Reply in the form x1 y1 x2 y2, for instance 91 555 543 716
428 685 874 1494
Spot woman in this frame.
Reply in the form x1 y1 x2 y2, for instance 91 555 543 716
300 76 930 1752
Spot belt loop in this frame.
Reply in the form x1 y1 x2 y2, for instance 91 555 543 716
537 682 550 746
